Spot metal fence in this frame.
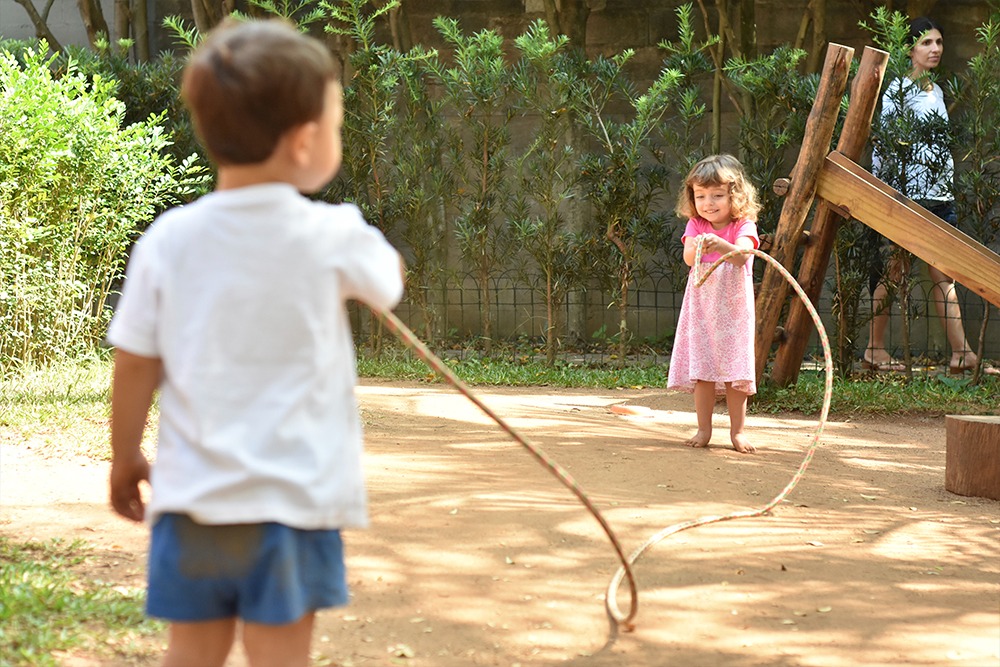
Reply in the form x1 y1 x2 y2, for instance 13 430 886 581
356 265 1000 368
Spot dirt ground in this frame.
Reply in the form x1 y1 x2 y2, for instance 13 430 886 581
2 380 999 667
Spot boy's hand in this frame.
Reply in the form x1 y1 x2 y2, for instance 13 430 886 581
110 450 150 522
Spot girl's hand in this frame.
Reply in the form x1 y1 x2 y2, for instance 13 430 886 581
701 233 723 254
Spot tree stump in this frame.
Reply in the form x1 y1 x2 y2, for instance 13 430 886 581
945 416 1000 501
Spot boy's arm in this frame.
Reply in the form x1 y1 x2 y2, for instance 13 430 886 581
109 349 162 522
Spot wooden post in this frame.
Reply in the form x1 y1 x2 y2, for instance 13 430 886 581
945 416 1000 501
816 152 1000 309
754 43 854 383
770 47 889 387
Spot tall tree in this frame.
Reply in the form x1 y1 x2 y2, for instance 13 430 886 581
77 0 110 48
191 0 237 32
541 0 590 51
11 0 63 51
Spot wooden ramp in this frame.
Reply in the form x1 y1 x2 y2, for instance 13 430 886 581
755 43 1000 385
817 151 1000 309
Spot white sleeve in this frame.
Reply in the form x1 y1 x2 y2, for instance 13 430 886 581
336 205 404 312
106 233 162 358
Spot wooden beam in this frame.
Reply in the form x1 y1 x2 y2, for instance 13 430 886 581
770 46 889 387
753 42 854 383
816 151 1000 309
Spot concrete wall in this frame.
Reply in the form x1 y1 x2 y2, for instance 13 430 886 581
2 1 992 64
0 0 185 53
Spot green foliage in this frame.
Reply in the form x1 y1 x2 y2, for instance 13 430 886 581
389 52 453 344
243 0 326 28
60 36 207 189
510 19 587 364
951 9 1000 379
430 17 519 353
0 537 161 666
952 11 1000 262
575 48 683 362
755 371 999 416
325 0 404 236
725 45 815 232
0 43 206 373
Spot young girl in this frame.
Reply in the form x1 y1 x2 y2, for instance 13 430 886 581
667 154 761 454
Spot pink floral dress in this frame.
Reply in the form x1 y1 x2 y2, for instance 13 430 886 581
667 217 759 396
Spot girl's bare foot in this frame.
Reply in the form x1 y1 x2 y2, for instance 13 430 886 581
731 433 755 454
684 430 711 448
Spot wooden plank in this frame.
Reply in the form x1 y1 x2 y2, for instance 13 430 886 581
771 46 889 387
946 416 1000 501
817 151 1000 308
753 43 854 383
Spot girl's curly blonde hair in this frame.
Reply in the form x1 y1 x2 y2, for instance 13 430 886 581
675 154 761 222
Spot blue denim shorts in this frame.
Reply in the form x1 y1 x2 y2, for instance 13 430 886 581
147 513 349 624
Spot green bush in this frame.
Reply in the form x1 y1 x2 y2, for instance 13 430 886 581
0 43 206 373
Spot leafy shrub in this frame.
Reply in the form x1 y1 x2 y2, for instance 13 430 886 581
0 43 206 373
61 37 208 186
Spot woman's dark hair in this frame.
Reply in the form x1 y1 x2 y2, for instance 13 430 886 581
908 16 943 47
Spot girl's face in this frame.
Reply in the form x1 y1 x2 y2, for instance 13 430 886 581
692 183 733 228
909 29 943 76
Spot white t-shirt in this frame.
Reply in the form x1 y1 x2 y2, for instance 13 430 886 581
107 183 403 529
871 77 954 201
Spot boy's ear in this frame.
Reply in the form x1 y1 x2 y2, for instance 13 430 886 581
286 121 319 166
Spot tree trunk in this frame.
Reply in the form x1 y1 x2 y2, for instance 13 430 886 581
191 0 225 32
806 0 826 74
134 0 149 60
737 0 756 60
114 0 130 42
389 1 413 52
77 0 110 47
12 0 63 51
541 0 589 51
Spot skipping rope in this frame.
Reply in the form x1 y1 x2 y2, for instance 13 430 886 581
371 236 834 632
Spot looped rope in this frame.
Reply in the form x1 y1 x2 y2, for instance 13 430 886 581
372 307 641 626
373 233 833 632
604 234 834 625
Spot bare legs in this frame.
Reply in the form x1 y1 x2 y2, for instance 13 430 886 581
161 613 315 667
867 257 979 371
865 281 901 368
685 380 754 453
685 380 715 449
865 254 907 370
927 265 976 370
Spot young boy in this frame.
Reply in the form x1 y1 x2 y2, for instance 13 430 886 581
107 19 404 667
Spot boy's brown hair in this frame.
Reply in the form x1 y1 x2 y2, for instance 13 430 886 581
675 154 761 221
181 19 339 166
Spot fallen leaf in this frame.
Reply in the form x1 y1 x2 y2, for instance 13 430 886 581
817 606 832 613
860 494 878 501
389 644 415 658
806 541 824 547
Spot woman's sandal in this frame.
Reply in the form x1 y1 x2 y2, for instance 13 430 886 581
861 357 905 372
949 360 1000 376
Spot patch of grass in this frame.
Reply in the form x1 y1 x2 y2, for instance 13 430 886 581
1 354 113 458
755 370 1000 416
357 348 669 389
0 537 162 667
358 349 999 416
1 353 157 460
